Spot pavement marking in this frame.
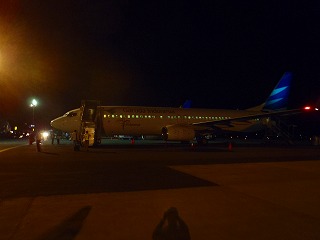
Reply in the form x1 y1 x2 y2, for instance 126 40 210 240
0 145 26 153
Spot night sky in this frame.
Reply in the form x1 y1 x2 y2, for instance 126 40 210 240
1 1 320 129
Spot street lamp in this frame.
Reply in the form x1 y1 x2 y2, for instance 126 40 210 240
30 99 38 129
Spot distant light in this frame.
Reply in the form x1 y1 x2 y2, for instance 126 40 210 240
304 106 311 110
315 108 319 111
42 131 49 138
14 126 18 131
30 99 38 107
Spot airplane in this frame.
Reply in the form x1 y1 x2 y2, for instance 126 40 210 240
50 72 315 145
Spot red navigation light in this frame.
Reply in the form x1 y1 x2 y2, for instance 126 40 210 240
304 106 311 110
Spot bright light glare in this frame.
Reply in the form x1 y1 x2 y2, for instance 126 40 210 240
42 131 49 139
304 106 311 110
30 99 38 107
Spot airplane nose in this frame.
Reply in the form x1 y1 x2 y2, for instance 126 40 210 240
50 118 61 130
50 120 55 128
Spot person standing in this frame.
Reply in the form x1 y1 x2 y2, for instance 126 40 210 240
83 130 90 151
50 131 55 144
71 130 79 151
56 131 61 144
36 131 42 152
29 132 35 145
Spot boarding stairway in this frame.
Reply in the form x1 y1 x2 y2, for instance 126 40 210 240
80 100 102 146
264 117 296 145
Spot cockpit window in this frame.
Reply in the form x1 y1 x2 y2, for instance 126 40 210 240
64 112 78 117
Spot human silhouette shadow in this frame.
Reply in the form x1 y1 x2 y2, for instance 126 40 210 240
37 205 91 240
153 207 191 240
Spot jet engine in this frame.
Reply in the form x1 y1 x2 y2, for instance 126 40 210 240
161 125 195 141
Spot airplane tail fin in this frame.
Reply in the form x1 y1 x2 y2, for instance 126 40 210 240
180 100 192 109
247 72 292 112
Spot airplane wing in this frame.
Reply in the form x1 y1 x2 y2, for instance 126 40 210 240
191 107 311 129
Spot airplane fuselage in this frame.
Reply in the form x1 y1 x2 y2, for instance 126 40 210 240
51 106 263 139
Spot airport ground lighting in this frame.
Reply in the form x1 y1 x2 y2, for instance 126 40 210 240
30 99 38 130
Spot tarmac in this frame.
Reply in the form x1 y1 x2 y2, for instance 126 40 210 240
0 138 320 240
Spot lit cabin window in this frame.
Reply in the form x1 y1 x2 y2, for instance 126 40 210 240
184 116 187 119
140 115 143 118
104 114 106 118
152 116 155 119
132 115 135 118
128 115 130 118
136 115 139 118
178 116 180 119
196 116 198 119
188 116 191 119
112 114 115 118
160 115 163 119
120 115 123 118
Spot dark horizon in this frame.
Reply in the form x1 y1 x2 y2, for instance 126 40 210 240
0 1 319 130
